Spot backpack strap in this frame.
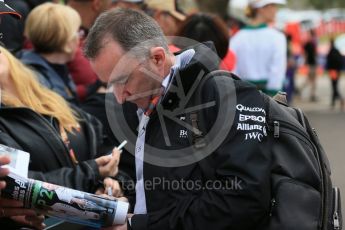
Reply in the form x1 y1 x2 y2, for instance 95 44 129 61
303 112 335 230
187 70 237 180
187 70 235 149
188 112 215 180
272 92 288 106
189 112 206 149
187 70 212 180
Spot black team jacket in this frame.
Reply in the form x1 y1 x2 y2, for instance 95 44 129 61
120 43 272 230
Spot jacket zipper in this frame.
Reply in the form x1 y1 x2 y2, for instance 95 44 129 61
273 121 280 138
270 177 320 217
333 187 340 230
270 120 315 149
310 128 328 229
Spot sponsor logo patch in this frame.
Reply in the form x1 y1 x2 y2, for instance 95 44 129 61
236 104 267 141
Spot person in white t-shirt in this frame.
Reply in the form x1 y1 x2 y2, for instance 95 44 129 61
230 0 287 96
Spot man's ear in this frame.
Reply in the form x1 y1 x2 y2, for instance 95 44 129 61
149 47 166 68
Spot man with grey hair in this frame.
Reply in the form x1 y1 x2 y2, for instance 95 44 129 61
85 8 271 230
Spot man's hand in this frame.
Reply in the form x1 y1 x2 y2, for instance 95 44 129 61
0 155 10 189
101 214 133 230
95 148 121 178
95 178 124 197
102 222 127 230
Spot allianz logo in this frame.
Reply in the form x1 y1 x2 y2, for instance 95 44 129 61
237 123 264 131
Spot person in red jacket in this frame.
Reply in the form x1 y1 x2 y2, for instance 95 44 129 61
66 0 112 101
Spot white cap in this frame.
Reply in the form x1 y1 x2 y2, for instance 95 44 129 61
249 0 286 8
113 200 129 225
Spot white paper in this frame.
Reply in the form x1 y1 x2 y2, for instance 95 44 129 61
0 144 30 177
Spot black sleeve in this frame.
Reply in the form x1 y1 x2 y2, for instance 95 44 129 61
28 159 102 193
131 79 272 230
0 119 102 193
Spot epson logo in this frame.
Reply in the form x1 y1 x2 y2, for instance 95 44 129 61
239 114 266 123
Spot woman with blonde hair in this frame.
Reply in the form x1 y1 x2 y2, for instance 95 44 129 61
19 2 81 103
0 46 126 196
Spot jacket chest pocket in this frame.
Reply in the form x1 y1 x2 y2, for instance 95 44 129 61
147 116 192 149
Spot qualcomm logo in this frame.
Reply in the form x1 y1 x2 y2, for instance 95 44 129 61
236 104 266 115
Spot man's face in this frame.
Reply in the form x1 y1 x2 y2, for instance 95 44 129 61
90 39 164 109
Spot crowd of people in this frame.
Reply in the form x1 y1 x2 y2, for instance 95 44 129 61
0 0 344 229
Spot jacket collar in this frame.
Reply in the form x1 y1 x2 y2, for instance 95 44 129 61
244 23 268 30
19 50 77 100
20 50 53 71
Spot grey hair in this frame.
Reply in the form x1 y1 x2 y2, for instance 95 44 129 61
84 8 169 60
